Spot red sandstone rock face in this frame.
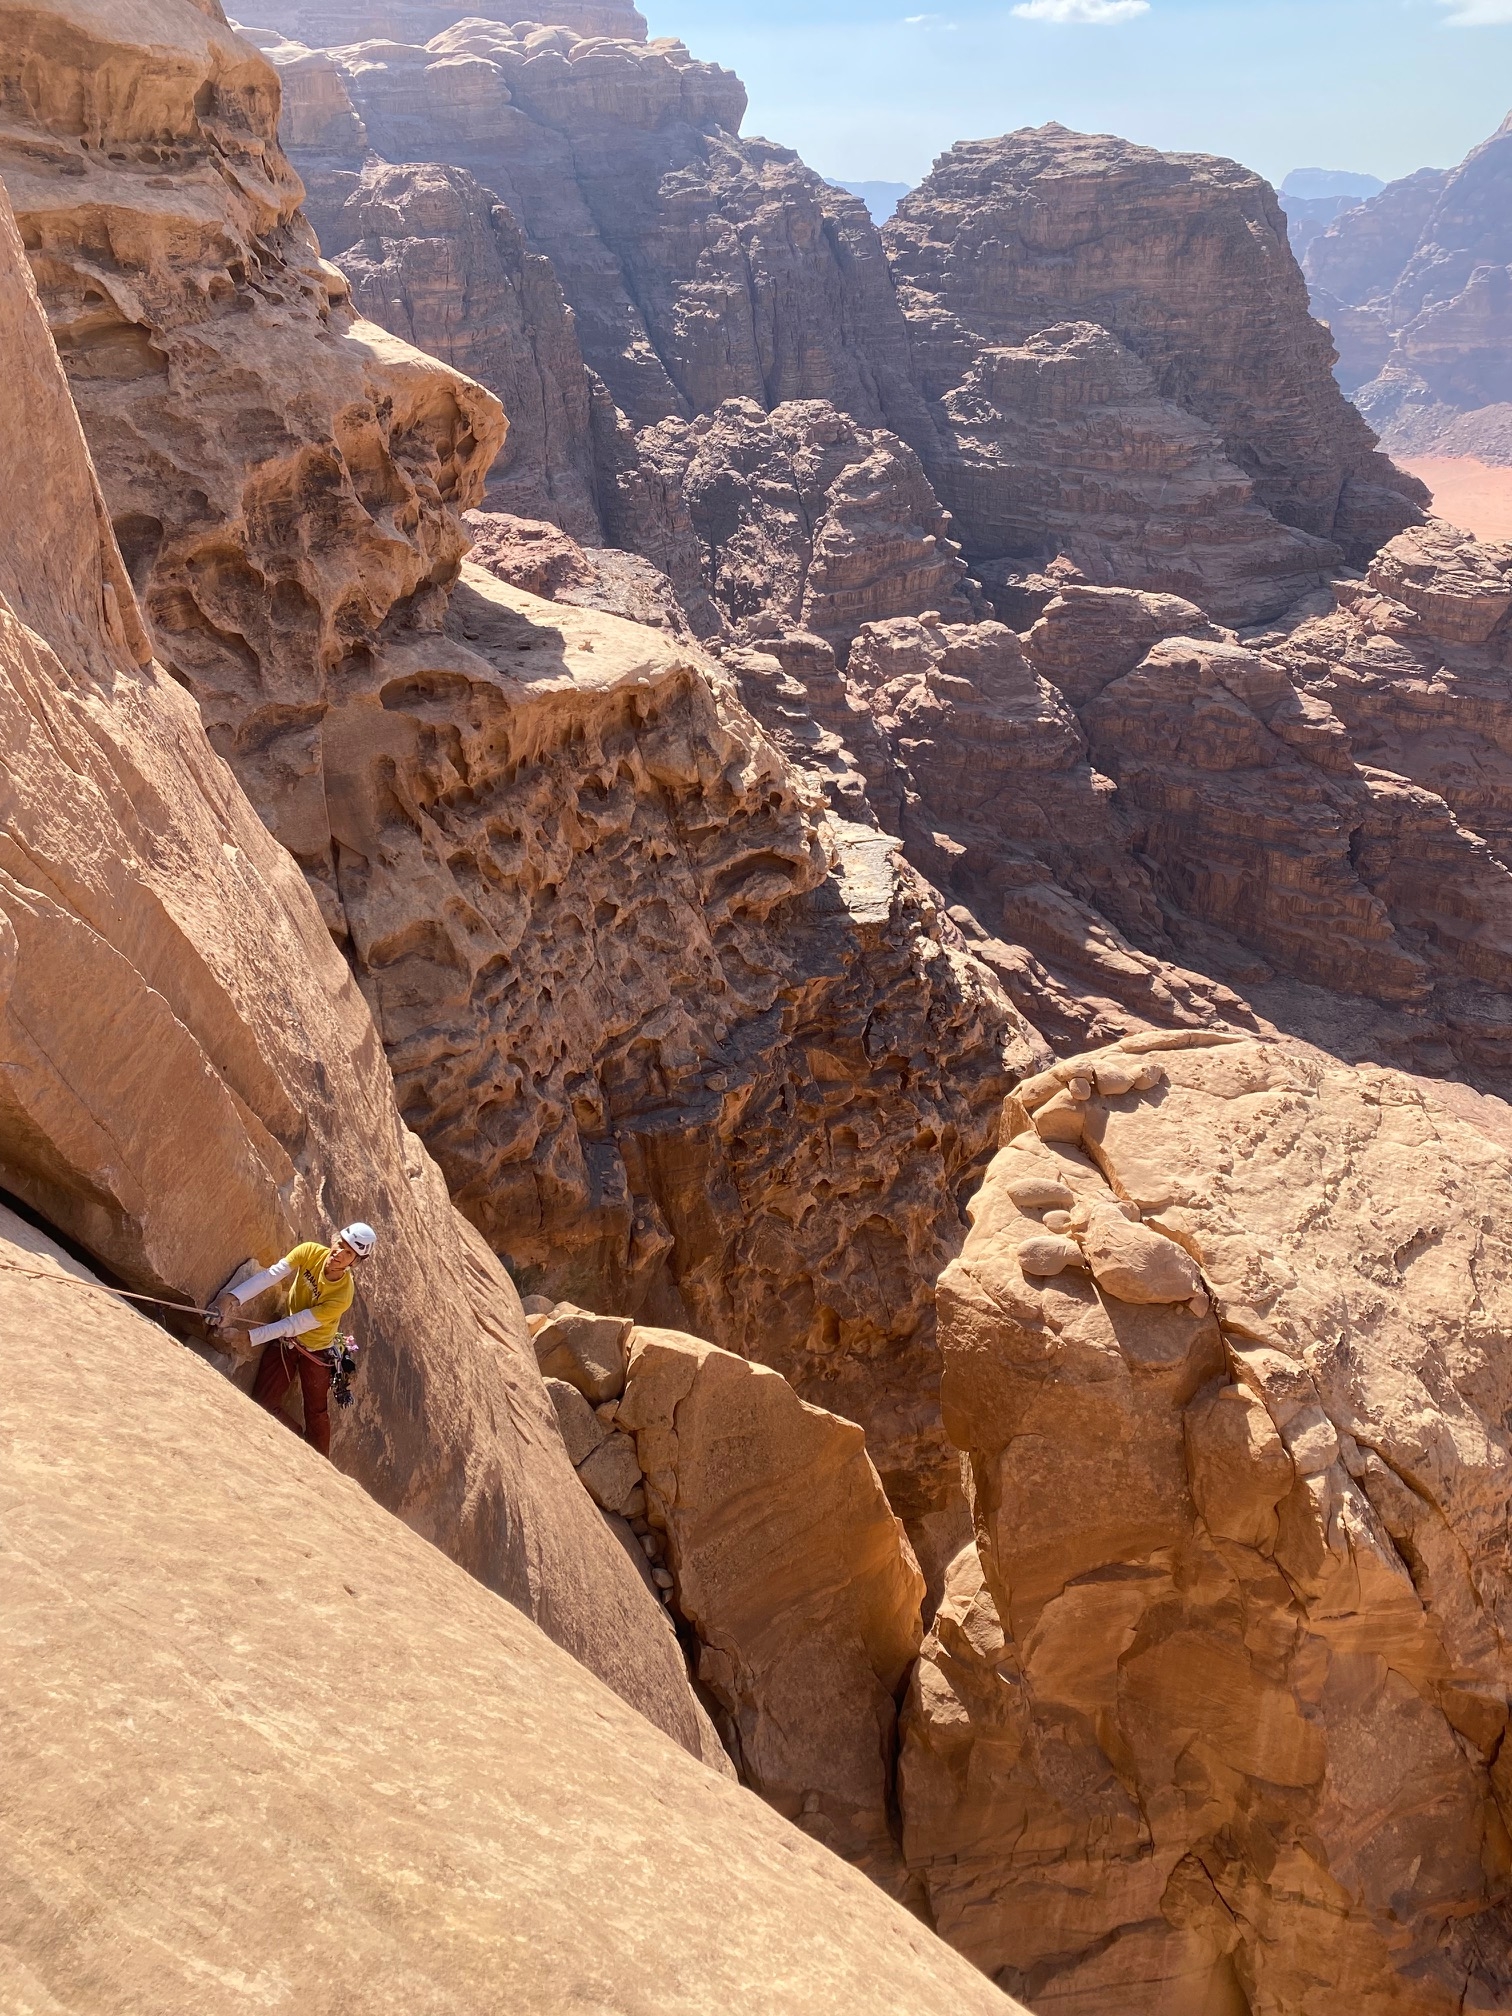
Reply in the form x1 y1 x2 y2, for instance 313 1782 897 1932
1307 117 1512 463
885 127 1425 588
921 319 1344 625
910 1033 1512 2013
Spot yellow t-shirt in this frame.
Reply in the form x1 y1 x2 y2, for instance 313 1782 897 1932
281 1242 355 1355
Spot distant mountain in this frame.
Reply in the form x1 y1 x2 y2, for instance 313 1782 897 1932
1278 168 1386 260
1282 168 1386 204
1303 112 1512 464
831 179 912 223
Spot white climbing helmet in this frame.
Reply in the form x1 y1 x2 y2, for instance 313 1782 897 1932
336 1221 377 1261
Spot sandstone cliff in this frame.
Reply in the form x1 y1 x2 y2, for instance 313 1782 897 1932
1305 117 1512 463
0 156 721 1761
317 158 607 537
1 0 1037 1553
237 13 1427 641
885 129 1425 609
249 12 930 452
905 1032 1512 2012
0 1205 1023 2016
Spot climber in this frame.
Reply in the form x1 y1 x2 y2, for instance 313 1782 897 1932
208 1224 377 1459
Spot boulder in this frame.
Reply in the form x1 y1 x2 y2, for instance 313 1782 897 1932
532 1306 634 1403
1077 1207 1204 1305
542 1375 607 1467
617 1325 926 1894
577 1430 645 1516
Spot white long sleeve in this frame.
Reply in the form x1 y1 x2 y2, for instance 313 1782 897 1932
248 1309 321 1347
228 1257 293 1305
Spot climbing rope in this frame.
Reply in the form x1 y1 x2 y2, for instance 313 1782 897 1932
0 1257 212 1318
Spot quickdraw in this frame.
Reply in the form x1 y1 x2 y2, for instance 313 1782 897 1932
312 1332 362 1409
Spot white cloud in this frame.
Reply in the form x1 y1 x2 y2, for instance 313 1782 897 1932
1012 0 1150 20
1438 0 1512 19
903 11 958 22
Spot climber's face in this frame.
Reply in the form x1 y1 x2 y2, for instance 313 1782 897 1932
326 1241 357 1280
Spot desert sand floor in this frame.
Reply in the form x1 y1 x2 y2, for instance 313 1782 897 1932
1400 455 1512 542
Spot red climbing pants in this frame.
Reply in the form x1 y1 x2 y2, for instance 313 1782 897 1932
251 1343 332 1459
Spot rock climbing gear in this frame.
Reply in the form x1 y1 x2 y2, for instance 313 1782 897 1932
316 1332 362 1409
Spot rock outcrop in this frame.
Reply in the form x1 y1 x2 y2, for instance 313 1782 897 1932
905 1032 1512 2012
527 1302 930 1890
465 508 694 636
886 128 1425 602
842 608 1258 1048
609 397 980 650
317 159 607 537
1305 117 1512 463
0 1205 1023 2016
0 158 720 1761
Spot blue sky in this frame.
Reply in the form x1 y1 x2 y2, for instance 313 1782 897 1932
642 0 1512 192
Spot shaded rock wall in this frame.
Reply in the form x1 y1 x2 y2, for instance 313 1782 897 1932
0 162 720 1761
903 1033 1512 2013
529 1301 930 1893
317 159 607 538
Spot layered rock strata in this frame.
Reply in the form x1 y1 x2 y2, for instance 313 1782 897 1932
0 169 719 1761
317 159 607 537
252 14 931 452
0 1206 1024 2016
904 1032 1512 2012
910 321 1345 626
886 128 1424 594
1305 115 1512 464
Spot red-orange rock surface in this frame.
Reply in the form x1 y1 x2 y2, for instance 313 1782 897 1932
0 1206 1025 2016
0 143 720 1761
903 1033 1512 2012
